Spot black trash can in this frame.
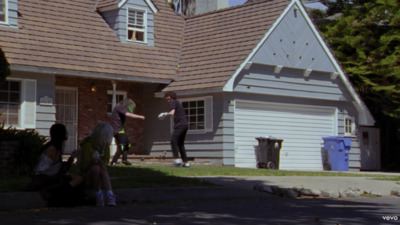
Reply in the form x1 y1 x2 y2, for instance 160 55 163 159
255 137 283 169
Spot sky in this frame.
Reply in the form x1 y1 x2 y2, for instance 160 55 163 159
229 0 247 7
229 0 328 10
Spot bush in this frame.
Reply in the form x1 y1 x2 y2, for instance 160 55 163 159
0 124 47 175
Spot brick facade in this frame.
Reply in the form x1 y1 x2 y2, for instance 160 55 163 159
56 76 145 155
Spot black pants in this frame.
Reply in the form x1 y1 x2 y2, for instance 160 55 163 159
171 125 188 163
111 133 131 164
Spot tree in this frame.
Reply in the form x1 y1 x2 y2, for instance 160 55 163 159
167 0 196 17
0 48 10 81
317 0 400 169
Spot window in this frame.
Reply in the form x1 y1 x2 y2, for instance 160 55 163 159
0 79 36 129
0 0 7 23
344 116 355 136
183 100 205 130
107 90 127 114
0 80 20 125
127 8 146 42
178 96 213 133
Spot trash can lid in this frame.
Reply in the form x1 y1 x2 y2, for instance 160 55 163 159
256 136 283 141
323 136 351 147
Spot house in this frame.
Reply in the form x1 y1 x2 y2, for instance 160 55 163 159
0 0 376 171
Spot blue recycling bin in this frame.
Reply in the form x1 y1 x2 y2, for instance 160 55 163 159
322 136 352 171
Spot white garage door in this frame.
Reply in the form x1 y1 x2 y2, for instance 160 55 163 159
234 101 336 170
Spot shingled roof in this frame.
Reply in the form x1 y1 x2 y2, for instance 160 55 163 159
0 0 183 83
0 0 291 90
163 0 291 92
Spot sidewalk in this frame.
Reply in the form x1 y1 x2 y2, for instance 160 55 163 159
1 172 399 211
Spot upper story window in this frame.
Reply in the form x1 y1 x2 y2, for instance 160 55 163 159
127 8 146 43
0 0 7 23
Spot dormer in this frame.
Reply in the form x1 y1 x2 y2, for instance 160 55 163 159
98 0 158 46
0 0 18 28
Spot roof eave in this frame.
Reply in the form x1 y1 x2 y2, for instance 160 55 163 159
11 65 171 84
98 0 158 13
155 87 222 98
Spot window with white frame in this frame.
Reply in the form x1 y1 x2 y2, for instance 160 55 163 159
0 0 7 23
178 96 213 133
127 8 146 42
183 100 205 130
344 116 355 136
0 80 20 126
0 79 36 129
107 90 127 114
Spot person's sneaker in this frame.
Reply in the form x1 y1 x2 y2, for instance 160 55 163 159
183 162 190 168
122 160 132 166
111 162 116 166
106 193 117 206
96 191 105 207
174 159 182 167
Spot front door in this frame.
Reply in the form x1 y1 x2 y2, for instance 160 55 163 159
360 127 381 171
56 87 78 154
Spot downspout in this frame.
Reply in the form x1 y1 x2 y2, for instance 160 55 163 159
174 18 187 79
111 80 117 109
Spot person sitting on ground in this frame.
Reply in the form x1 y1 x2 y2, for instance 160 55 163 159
78 122 116 207
26 123 84 207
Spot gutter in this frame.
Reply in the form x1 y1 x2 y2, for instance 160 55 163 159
11 65 171 84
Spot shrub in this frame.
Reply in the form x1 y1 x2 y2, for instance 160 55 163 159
0 124 47 175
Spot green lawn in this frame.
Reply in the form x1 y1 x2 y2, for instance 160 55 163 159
1 164 399 192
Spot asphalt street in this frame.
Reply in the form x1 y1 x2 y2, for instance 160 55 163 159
1 190 399 225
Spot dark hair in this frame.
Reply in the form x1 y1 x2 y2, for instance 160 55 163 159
164 91 177 100
44 123 67 153
50 123 67 143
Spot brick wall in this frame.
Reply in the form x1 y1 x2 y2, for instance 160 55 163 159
56 76 145 154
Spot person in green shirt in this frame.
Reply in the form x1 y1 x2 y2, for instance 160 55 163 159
78 122 116 206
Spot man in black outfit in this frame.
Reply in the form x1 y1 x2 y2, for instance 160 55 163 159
163 91 190 167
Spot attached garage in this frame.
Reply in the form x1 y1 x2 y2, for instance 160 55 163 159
234 100 337 170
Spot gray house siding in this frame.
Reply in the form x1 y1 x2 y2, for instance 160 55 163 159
144 91 227 165
226 2 363 170
234 65 351 102
252 4 336 73
101 0 155 46
9 72 56 136
35 74 57 136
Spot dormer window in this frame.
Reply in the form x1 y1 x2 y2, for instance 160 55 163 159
127 8 146 43
0 0 7 23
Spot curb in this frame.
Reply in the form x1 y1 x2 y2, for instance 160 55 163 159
253 184 400 198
